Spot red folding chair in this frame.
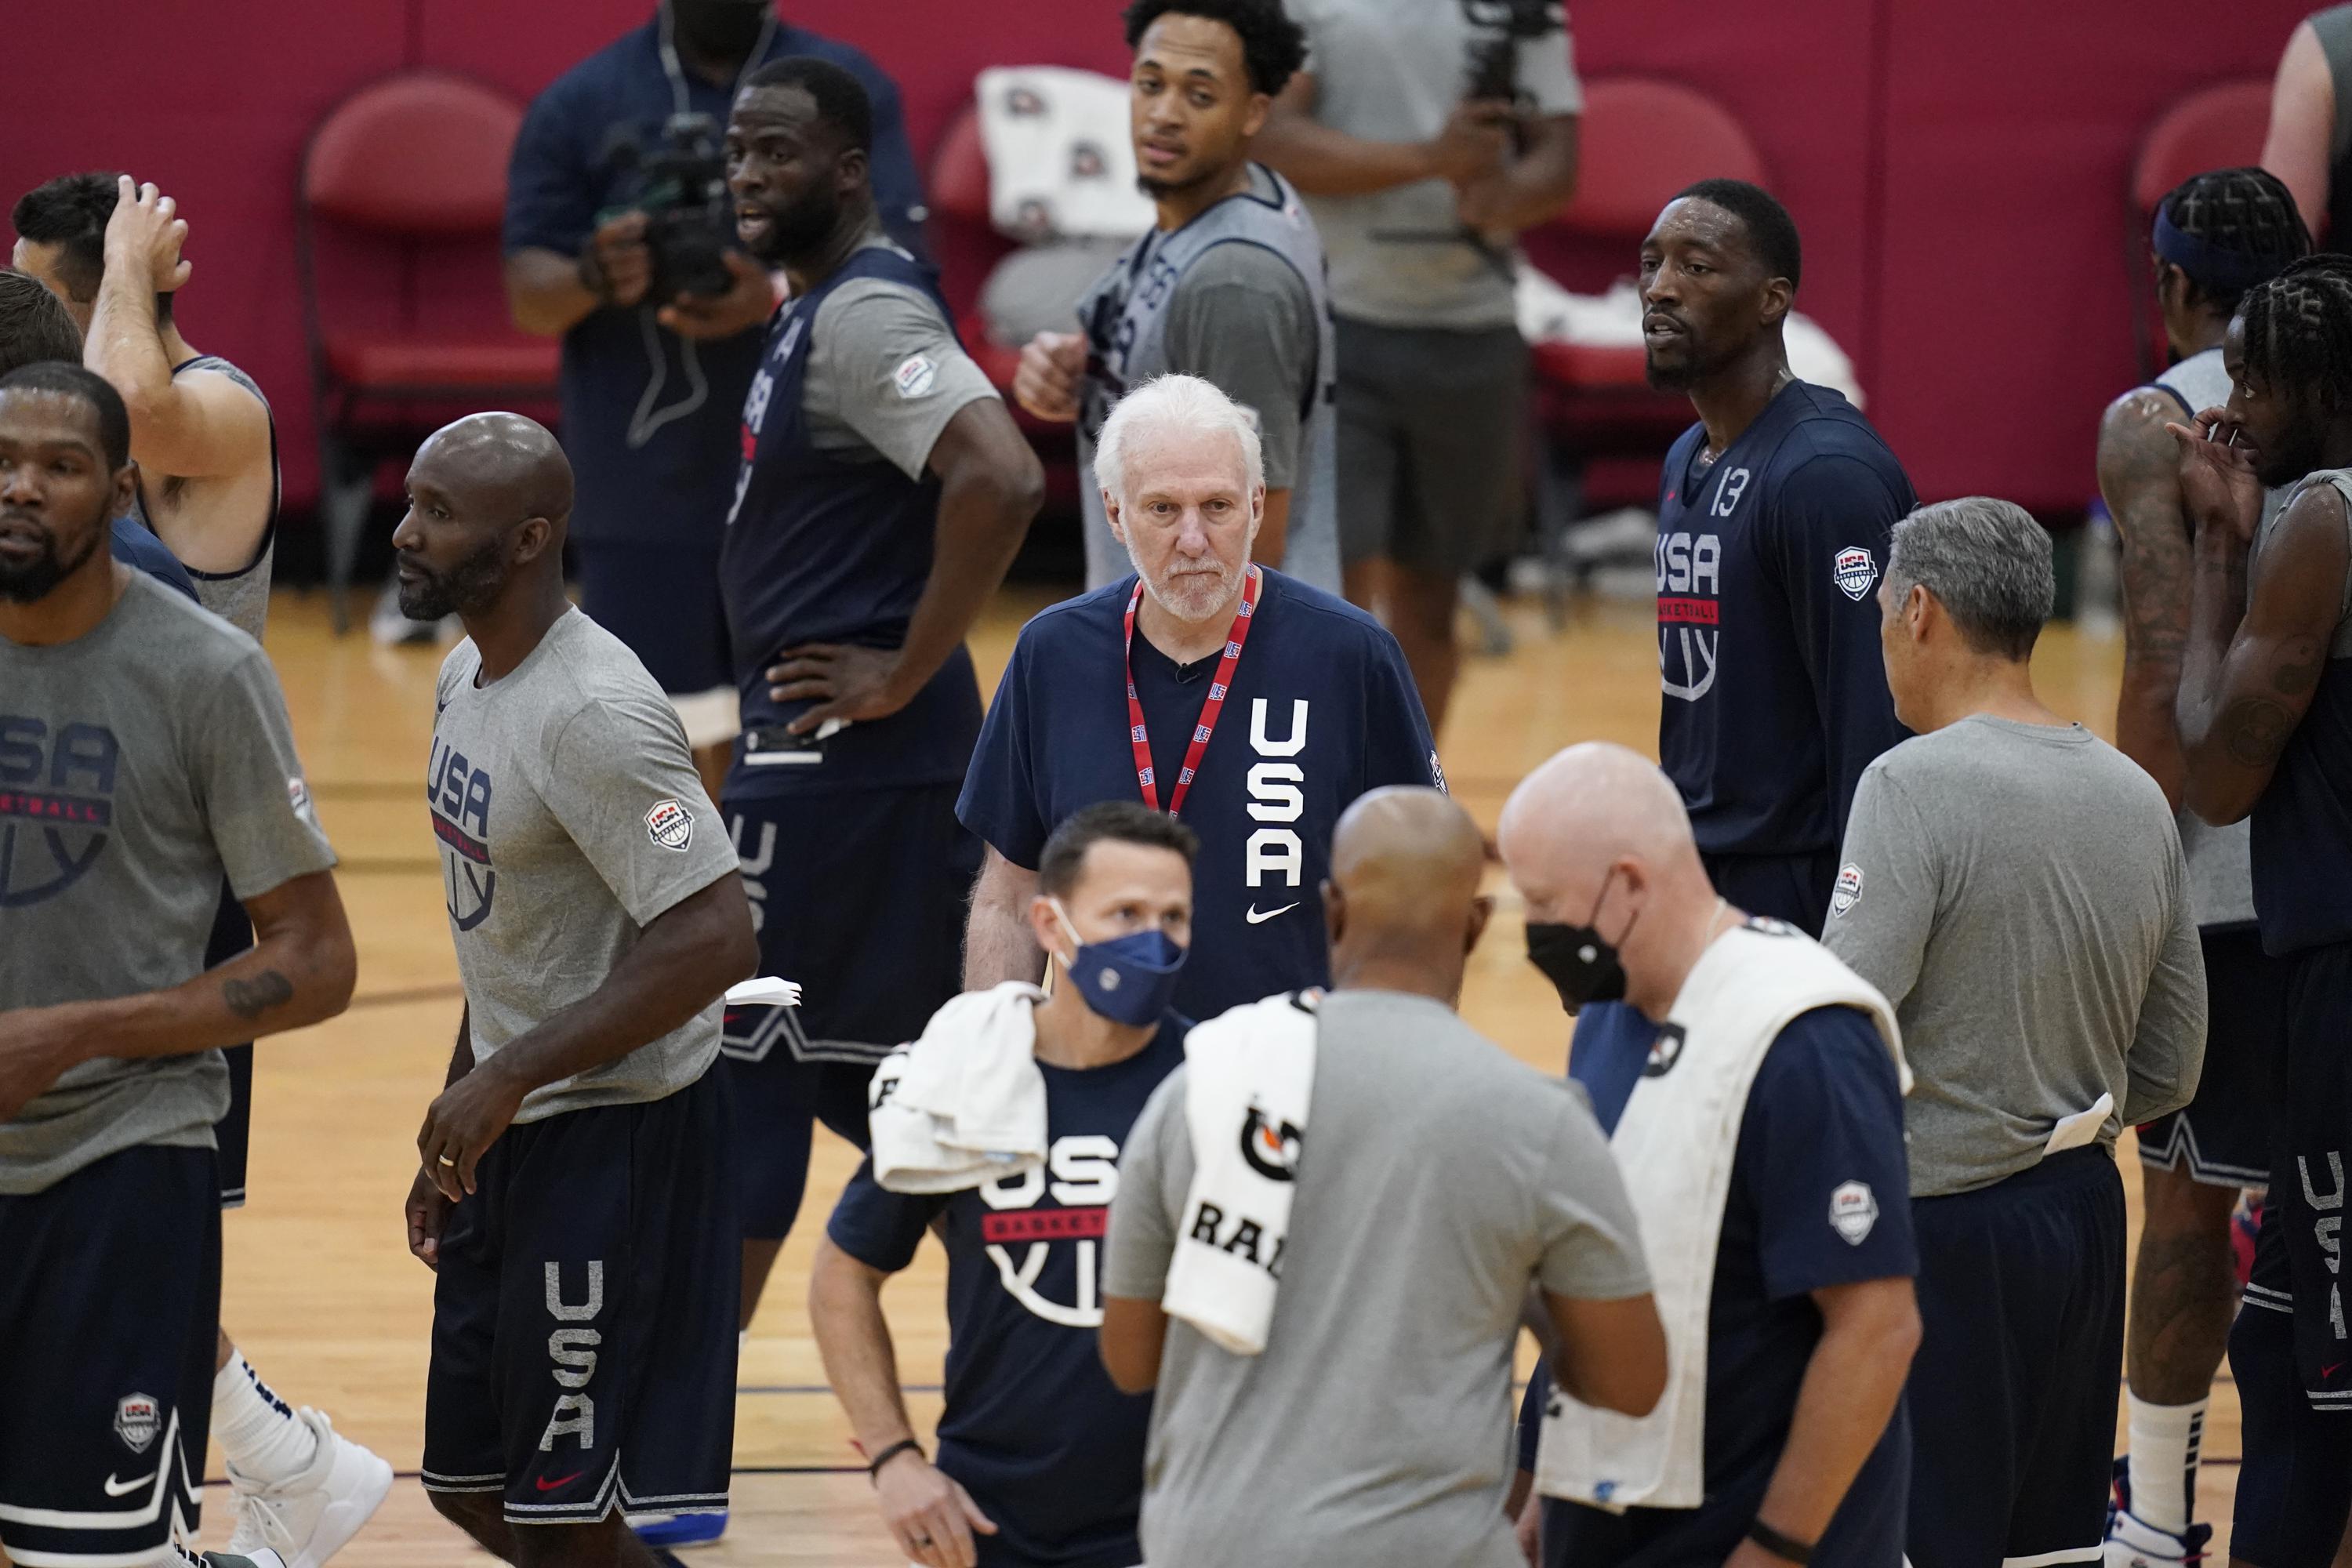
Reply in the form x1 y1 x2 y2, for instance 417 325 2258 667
2126 79 2274 381
299 70 560 631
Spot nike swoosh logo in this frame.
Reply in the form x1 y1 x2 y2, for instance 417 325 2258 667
1245 902 1299 924
2327 1360 2347 1379
103 1472 154 1497
535 1470 586 1492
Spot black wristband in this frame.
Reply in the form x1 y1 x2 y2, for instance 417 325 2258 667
1745 1519 1814 1564
865 1438 924 1481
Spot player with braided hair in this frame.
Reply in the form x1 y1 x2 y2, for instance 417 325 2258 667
2095 166 2307 1565
2169 252 2352 1568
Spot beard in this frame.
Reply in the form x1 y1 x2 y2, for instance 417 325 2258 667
2256 405 2328 489
1133 548 1242 624
0 513 103 604
743 187 842 264
395 535 507 622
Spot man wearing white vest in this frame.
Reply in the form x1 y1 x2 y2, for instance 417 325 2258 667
1099 786 1665 1568
1821 497 2206 1568
1501 741 1921 1568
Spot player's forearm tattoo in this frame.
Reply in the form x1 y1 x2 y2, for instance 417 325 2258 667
224 969 294 1021
2272 637 2326 697
2220 697 2295 768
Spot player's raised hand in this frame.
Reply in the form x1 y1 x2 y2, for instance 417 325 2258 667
872 1447 996 1568
2165 406 2264 546
103 176 193 294
1012 331 1086 423
405 1167 453 1271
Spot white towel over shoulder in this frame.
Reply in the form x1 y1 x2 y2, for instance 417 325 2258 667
1537 924 1907 1512
1162 993 1319 1357
869 982 1050 1196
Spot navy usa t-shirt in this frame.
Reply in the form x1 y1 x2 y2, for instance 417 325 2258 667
1528 978 1917 1566
958 569 1439 1021
1656 381 1911 859
827 1017 1187 1568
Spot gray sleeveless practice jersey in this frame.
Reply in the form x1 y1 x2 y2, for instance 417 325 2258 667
1075 165 1339 595
2148 347 2261 928
127 354 279 644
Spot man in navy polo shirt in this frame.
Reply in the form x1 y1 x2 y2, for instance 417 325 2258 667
718 54 1044 1388
960 372 1439 1022
811 801 1197 1568
504 0 924 780
1642 179 1911 935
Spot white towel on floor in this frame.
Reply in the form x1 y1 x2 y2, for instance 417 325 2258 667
869 982 1049 1195
1163 992 1319 1356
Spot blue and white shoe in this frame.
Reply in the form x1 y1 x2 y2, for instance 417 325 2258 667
2105 1458 2212 1565
628 1510 728 1549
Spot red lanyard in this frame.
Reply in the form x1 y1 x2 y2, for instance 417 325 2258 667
1122 566 1262 819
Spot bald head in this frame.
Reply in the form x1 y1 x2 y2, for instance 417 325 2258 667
1499 742 1696 919
1323 786 1490 1002
392 412 575 624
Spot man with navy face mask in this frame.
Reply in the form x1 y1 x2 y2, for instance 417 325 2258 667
810 801 1196 1568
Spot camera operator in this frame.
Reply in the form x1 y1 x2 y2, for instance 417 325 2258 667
1254 0 1582 738
503 0 925 789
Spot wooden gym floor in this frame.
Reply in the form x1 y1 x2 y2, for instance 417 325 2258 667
185 585 2234 1562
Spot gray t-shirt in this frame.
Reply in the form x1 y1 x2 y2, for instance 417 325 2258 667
1164 234 1317 493
1289 0 1584 329
1822 716 2207 1197
430 608 738 1120
0 573 335 1194
805 243 1000 477
1102 989 1649 1568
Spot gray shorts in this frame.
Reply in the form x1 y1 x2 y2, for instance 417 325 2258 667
1334 318 1530 574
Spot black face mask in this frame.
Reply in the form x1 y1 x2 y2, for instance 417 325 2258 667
1525 872 1638 1011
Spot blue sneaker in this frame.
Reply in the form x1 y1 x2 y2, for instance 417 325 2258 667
629 1510 728 1549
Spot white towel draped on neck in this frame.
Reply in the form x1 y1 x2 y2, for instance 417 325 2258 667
1537 924 1907 1512
869 982 1050 1196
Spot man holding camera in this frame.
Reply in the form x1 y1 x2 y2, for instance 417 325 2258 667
504 0 924 786
1255 0 1582 736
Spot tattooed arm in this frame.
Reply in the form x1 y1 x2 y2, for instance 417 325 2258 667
2099 390 2198 808
0 869 356 1119
2176 476 2350 826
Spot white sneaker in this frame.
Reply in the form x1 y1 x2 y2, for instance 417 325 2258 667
2103 1506 2212 1565
223 1410 394 1568
204 1552 290 1568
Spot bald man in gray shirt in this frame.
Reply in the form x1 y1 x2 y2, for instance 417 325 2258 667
1821 498 2204 1568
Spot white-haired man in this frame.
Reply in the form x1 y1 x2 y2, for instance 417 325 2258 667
960 373 1439 1018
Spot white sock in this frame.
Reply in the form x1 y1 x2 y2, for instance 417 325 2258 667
212 1349 318 1485
2125 1392 2207 1534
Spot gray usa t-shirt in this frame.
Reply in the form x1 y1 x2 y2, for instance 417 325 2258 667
1288 0 1584 329
430 608 738 1120
1822 716 2207 1197
0 573 336 1194
806 241 1000 477
1103 989 1649 1568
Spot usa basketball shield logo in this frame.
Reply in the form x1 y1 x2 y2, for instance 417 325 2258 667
1834 546 1878 601
114 1393 161 1454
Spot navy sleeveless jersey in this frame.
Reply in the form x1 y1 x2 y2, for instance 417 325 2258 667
2252 469 2352 955
957 570 1439 1021
1655 381 1912 857
721 246 981 797
826 1016 1187 1568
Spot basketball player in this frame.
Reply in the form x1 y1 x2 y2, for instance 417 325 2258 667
395 413 757 1568
13 173 391 1562
1013 0 1341 594
1640 179 1912 936
0 363 355 1568
718 56 1044 1372
960 374 1441 1021
2169 256 2352 1568
2094 168 2309 1563
811 802 1196 1568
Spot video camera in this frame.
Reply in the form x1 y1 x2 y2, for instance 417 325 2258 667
1464 0 1566 108
608 112 737 303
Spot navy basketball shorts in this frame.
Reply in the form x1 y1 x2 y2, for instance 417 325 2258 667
208 885 256 1209
1905 1146 2126 1568
571 539 731 699
0 1145 220 1566
422 1070 739 1526
1701 848 1839 938
2137 924 2291 1189
720 782 981 1241
2230 939 2352 1566
1334 318 1530 575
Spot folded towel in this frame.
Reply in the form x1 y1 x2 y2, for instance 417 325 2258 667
1163 992 1319 1356
870 982 1050 1195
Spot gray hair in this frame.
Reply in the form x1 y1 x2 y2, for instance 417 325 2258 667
1886 496 2055 660
1091 373 1265 506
